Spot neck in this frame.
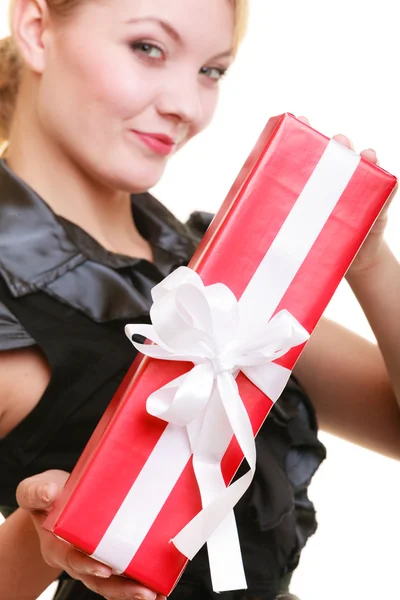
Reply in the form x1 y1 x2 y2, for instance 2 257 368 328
5 79 152 259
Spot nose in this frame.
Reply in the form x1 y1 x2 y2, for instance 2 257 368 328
157 74 203 126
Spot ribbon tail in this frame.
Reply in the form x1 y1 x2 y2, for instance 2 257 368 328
207 512 247 592
172 467 254 558
186 387 247 591
173 374 255 592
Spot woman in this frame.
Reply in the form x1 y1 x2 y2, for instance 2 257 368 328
0 1 399 599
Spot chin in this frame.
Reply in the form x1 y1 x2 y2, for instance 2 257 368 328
102 162 167 194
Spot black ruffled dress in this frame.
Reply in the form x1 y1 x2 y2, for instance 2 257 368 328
0 159 326 599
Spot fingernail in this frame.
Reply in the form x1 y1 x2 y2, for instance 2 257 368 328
39 485 51 503
92 568 111 578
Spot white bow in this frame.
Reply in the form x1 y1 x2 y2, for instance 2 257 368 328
125 267 309 592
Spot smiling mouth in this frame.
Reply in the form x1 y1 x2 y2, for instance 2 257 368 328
130 130 177 156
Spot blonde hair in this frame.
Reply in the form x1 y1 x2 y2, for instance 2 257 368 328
0 0 249 143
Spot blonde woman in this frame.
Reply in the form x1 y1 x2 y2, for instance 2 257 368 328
0 1 400 600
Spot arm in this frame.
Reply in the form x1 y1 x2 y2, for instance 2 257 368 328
0 508 61 600
294 316 400 459
0 352 164 599
0 347 60 597
0 347 50 438
347 241 400 403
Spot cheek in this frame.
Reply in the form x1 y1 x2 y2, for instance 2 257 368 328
75 58 141 121
192 89 220 137
82 57 145 119
47 39 151 125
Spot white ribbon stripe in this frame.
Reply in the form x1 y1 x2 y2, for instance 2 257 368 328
91 139 361 592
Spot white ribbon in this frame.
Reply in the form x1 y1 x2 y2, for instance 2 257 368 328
125 266 309 591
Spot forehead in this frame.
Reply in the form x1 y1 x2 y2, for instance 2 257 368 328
102 0 235 48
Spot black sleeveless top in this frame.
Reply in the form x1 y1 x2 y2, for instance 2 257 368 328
0 159 326 600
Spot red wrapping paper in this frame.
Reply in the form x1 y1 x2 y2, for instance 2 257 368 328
44 113 397 595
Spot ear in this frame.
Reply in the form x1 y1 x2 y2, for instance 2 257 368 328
11 0 51 74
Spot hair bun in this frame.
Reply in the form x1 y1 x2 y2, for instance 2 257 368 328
0 35 21 141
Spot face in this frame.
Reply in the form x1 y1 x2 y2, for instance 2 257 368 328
37 0 235 192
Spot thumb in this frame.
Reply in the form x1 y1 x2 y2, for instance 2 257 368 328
16 470 69 513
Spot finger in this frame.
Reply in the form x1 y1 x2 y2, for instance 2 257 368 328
64 547 113 579
379 183 398 213
332 134 353 150
16 470 69 512
360 148 378 165
297 115 310 125
81 574 158 600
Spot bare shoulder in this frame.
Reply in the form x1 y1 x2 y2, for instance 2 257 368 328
0 347 51 438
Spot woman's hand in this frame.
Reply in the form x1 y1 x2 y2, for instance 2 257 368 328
331 135 397 279
298 116 396 278
16 470 166 600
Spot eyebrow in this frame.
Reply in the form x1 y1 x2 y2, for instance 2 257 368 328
124 17 183 45
124 17 233 61
212 50 234 61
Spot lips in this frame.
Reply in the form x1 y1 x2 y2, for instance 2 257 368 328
130 130 178 157
148 133 175 145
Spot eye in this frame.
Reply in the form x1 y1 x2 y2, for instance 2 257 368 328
130 42 165 60
200 66 227 82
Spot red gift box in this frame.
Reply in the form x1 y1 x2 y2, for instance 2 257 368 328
44 113 397 596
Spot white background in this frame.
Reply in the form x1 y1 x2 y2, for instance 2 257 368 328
1 1 400 599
